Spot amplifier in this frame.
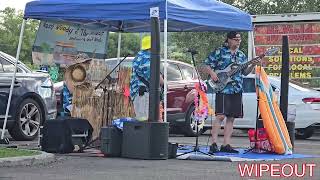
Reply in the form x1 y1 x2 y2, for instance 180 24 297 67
122 121 169 160
41 117 93 153
41 119 74 153
100 126 123 157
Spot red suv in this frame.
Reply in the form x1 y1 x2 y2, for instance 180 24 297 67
55 58 204 136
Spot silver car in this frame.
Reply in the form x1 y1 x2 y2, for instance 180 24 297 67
205 74 320 139
0 51 57 141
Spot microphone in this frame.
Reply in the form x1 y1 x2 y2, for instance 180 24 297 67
186 48 198 55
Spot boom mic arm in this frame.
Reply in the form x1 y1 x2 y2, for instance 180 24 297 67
95 53 131 90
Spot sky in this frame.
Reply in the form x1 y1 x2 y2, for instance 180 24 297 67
0 0 32 11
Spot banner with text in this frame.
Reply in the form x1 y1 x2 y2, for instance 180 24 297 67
254 22 320 87
32 21 109 66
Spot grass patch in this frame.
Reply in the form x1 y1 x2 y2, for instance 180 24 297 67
0 148 40 158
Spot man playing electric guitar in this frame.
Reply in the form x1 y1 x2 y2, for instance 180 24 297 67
204 31 260 154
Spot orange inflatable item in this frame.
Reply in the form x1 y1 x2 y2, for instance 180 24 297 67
255 66 293 155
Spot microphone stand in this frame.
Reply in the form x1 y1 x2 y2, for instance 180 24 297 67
82 54 131 149
95 54 130 127
176 50 213 158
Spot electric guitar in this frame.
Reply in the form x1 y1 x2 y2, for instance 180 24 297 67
205 47 279 92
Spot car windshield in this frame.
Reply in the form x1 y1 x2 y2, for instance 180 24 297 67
105 57 167 73
105 59 132 69
105 58 196 82
0 52 31 72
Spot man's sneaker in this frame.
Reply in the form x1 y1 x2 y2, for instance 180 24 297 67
208 143 219 154
220 144 239 153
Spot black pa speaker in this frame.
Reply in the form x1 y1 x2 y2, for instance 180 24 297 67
41 119 74 153
100 126 123 157
122 121 169 159
41 117 93 153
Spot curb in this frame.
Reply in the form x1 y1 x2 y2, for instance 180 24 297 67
0 151 55 167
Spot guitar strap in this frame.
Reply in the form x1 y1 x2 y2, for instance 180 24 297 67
231 53 236 63
230 51 240 64
136 74 164 100
136 74 149 88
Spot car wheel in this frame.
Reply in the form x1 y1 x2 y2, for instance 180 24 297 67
295 127 314 139
9 98 43 141
183 105 205 137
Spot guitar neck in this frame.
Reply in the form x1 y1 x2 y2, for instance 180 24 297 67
227 55 264 76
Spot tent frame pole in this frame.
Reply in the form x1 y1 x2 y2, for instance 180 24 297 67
163 19 168 122
117 32 122 62
1 19 26 140
163 0 168 123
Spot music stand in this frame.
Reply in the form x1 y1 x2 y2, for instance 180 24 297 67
176 50 214 159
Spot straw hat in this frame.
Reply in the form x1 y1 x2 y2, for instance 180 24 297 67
70 64 87 82
64 56 92 92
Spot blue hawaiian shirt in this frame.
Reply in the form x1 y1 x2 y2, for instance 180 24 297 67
63 83 73 113
205 46 247 94
130 50 151 100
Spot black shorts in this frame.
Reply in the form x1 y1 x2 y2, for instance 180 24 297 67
215 93 243 118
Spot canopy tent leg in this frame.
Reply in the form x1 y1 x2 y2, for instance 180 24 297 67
117 32 122 63
248 31 256 59
115 32 122 85
163 19 168 122
1 19 26 140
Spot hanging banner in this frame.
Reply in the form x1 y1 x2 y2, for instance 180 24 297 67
254 22 320 88
32 21 109 66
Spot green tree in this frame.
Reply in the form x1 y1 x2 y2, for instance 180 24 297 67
0 7 39 66
169 32 248 64
107 33 140 58
236 0 320 14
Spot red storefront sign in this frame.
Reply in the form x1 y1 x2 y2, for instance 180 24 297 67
254 22 320 85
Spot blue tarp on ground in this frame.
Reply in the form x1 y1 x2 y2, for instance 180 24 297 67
24 0 252 32
177 145 317 161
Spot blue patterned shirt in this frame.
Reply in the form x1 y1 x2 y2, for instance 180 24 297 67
130 50 151 100
205 46 247 94
63 83 72 113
